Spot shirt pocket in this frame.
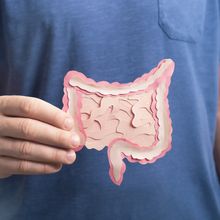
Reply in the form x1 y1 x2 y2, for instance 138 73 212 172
158 0 206 43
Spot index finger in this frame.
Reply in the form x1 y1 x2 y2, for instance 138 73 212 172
0 96 73 130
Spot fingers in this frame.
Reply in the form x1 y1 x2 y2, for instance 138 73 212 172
0 96 73 130
0 156 62 176
0 116 81 149
0 137 76 165
0 96 85 178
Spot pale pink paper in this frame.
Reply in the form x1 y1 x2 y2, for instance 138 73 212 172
62 59 175 185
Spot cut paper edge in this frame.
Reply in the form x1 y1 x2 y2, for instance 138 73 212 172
62 59 175 185
107 70 173 185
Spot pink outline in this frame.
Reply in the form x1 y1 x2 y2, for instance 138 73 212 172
107 63 174 185
62 59 175 185
63 59 171 96
62 79 86 151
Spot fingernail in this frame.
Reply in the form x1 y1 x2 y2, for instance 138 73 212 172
51 164 62 172
64 117 74 130
66 150 76 163
72 133 80 146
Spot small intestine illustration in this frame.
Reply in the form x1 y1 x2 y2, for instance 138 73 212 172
62 59 175 185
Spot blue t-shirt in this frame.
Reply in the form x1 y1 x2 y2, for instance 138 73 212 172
0 1 220 219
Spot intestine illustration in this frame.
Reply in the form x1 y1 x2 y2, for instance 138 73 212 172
62 59 175 185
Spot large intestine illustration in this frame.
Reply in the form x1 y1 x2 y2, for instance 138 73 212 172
62 59 175 185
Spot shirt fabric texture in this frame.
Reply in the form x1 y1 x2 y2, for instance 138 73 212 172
0 1 220 219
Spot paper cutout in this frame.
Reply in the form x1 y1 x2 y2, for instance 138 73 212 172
62 59 175 185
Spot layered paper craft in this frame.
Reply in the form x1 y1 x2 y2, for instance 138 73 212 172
62 59 175 185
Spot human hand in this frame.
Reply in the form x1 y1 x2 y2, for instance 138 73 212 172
0 96 84 178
